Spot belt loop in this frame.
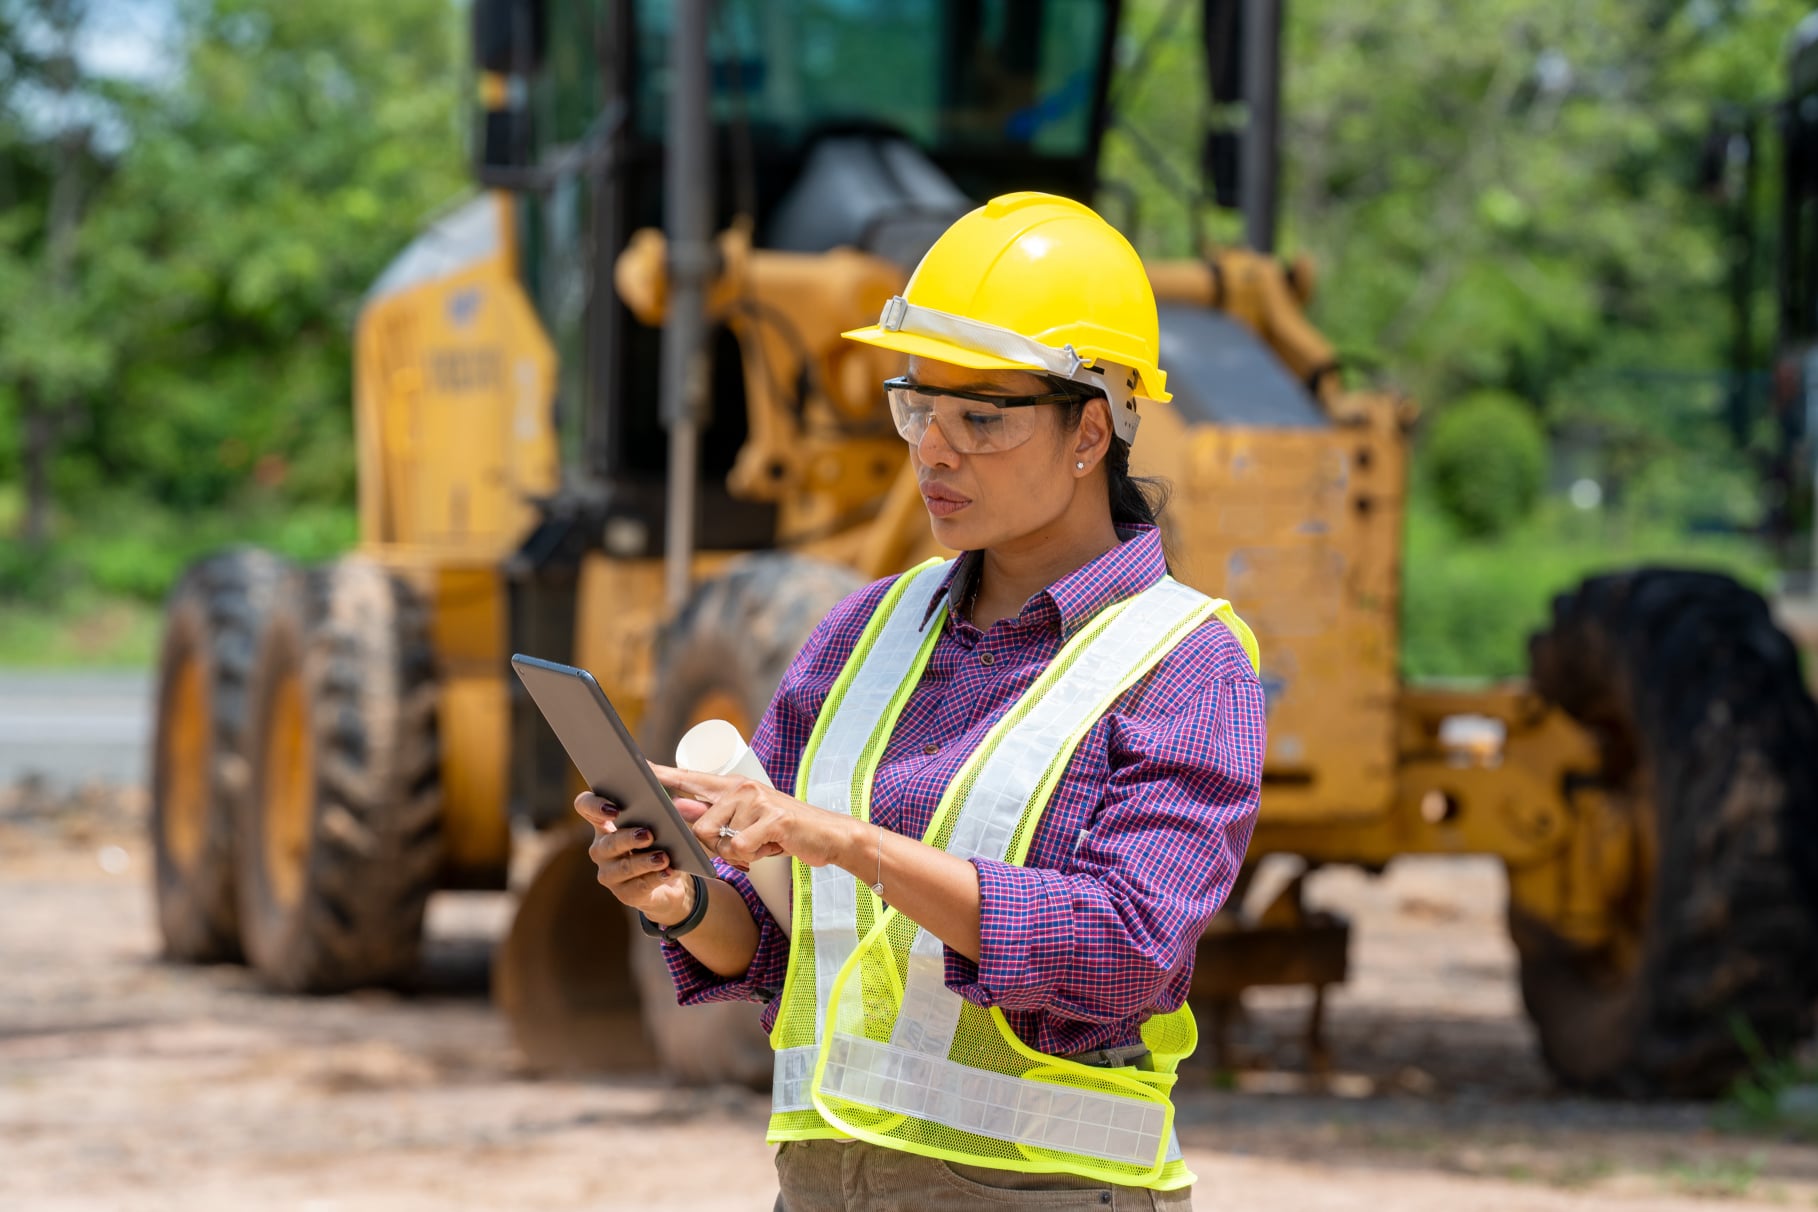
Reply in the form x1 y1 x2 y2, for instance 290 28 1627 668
1070 1044 1152 1069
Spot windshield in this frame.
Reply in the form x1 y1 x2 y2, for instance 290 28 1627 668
634 0 1110 159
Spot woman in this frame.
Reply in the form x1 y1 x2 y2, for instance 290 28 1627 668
578 193 1265 1210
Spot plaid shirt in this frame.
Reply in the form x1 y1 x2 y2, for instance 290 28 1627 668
663 524 1266 1057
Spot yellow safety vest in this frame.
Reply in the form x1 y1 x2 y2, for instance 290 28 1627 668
766 558 1259 1191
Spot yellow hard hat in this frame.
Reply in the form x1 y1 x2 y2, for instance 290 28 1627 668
843 192 1167 446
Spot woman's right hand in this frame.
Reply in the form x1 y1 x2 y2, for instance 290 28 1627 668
574 791 695 926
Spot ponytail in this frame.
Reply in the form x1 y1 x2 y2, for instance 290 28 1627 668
1104 434 1170 530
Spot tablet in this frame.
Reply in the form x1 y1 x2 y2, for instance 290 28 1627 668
510 654 718 881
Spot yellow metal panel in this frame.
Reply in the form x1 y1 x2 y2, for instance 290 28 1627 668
432 565 505 672
352 196 558 557
1168 414 1401 821
573 557 666 739
571 551 745 740
407 262 558 549
437 674 512 879
429 564 511 880
1247 685 1627 949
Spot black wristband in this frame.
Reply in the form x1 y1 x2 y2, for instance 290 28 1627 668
638 874 711 943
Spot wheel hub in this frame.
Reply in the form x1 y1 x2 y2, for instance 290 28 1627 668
261 667 316 910
159 652 211 872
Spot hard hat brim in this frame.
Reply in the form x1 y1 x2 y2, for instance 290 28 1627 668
841 324 1043 376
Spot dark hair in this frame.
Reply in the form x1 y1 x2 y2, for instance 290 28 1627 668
1054 386 1171 531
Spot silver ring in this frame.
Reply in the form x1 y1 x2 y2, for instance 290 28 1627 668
717 825 740 840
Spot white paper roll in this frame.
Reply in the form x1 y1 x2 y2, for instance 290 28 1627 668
675 719 793 937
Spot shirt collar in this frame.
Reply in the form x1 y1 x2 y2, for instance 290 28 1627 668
918 524 1168 639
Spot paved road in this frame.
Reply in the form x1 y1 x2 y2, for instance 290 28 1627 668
0 670 152 791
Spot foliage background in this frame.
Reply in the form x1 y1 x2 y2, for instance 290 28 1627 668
0 0 465 660
0 0 1805 673
1104 0 1802 675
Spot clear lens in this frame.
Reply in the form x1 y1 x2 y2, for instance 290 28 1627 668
886 385 1042 454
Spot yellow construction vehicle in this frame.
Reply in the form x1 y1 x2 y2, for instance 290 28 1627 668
148 0 1818 1097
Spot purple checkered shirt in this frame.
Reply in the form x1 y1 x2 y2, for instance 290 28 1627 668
662 523 1266 1057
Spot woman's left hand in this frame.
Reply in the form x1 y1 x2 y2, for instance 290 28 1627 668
649 763 855 871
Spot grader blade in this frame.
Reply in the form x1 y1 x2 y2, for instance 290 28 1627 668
494 834 773 1085
495 836 654 1074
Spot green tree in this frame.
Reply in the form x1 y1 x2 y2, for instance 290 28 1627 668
1104 0 1808 413
0 0 465 566
0 0 112 554
68 0 467 517
1100 0 1798 677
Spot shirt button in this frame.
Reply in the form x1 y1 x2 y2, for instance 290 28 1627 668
978 650 996 666
922 742 941 756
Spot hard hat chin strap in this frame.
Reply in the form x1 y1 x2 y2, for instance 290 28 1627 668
879 296 1143 446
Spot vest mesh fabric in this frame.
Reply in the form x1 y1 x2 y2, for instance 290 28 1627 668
767 561 1257 1191
769 559 949 1140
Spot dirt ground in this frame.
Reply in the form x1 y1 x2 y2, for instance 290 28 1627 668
3 785 1816 1211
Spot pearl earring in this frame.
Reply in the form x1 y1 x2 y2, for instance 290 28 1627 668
1076 461 1086 470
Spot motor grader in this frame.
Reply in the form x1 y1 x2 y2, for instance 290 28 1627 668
148 0 1818 1097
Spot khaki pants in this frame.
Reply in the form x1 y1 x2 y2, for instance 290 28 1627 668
774 1139 1193 1210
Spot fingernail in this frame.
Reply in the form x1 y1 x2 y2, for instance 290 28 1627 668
649 851 667 866
635 828 653 843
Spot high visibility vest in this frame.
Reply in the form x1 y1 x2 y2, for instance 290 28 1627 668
766 557 1259 1191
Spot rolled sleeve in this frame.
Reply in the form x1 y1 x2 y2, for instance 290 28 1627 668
942 670 1266 1024
662 860 789 1006
944 857 1077 1011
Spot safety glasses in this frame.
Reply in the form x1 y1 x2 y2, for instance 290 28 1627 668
884 375 1088 454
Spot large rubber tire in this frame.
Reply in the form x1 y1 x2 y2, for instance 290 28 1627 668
632 552 864 1085
236 556 442 992
1520 568 1818 1097
149 548 293 962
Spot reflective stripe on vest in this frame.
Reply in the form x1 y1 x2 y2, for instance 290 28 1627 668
767 561 954 1151
773 1041 1187 1164
768 562 1251 1192
798 559 951 1047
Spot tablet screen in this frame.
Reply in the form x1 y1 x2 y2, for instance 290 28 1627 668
510 654 718 881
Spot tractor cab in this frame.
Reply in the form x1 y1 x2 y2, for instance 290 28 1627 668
472 0 1119 560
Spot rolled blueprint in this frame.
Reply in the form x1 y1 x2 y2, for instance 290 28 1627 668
674 719 793 937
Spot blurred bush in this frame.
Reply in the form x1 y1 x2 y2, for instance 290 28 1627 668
0 536 68 605
1105 0 1795 680
1423 391 1546 539
1401 493 1774 679
1625 455 1764 531
62 498 357 604
0 0 463 620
